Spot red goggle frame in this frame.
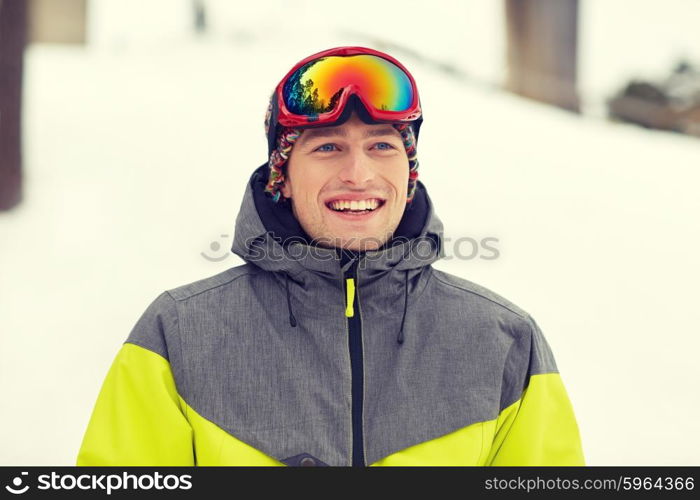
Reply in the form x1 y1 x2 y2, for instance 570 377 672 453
272 46 422 129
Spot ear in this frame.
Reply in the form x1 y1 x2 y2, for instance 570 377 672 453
280 178 291 200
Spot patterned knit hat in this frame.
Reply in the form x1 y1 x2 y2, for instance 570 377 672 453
263 94 420 204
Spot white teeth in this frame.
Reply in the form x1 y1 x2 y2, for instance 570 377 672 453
329 199 381 212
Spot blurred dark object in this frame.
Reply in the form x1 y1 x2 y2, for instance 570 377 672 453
193 0 207 35
0 0 26 211
608 61 700 138
505 0 579 113
27 0 86 44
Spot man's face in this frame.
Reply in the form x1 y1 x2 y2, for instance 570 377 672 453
280 112 409 251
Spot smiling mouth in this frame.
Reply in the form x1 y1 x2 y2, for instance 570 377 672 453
325 199 386 216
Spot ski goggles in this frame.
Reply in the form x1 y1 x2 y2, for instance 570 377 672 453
270 46 422 132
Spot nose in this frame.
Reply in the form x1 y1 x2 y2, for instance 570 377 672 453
337 149 375 186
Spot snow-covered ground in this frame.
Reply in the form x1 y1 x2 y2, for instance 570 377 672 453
1 1 699 466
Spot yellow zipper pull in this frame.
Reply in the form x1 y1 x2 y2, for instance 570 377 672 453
345 278 355 317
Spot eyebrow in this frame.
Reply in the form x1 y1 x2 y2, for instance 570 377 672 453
298 126 399 146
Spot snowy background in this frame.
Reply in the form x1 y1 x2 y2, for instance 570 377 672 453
1 0 699 465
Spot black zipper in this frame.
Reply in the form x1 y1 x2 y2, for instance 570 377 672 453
344 256 365 466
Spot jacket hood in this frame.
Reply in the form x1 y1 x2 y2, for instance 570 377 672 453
231 163 445 344
231 163 445 280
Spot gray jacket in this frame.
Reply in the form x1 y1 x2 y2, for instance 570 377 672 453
123 165 583 466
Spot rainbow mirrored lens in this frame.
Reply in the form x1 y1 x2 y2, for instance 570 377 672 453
282 54 414 116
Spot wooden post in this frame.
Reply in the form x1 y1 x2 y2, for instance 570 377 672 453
505 0 579 112
0 0 27 210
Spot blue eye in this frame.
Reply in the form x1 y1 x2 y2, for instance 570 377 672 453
315 143 337 152
374 142 395 150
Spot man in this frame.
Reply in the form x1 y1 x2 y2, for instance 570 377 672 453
77 46 585 466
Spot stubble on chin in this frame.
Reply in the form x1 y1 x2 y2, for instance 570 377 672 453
291 198 404 252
